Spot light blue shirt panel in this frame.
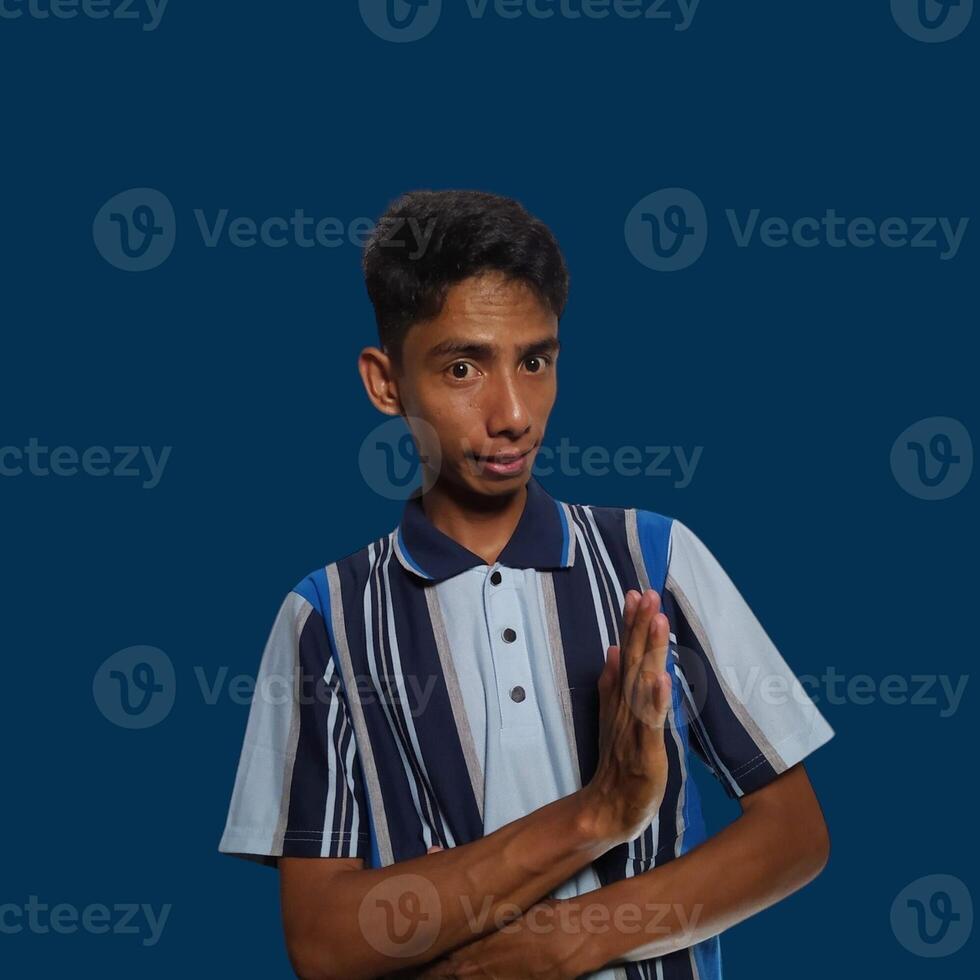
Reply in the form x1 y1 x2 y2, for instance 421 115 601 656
434 562 617 980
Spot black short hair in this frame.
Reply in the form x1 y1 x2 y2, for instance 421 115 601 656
362 189 569 367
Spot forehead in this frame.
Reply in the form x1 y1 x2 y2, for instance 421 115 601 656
407 274 557 353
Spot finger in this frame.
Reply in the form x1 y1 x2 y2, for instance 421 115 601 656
643 611 670 679
641 616 672 729
644 665 673 729
616 591 639 676
651 669 673 724
622 589 639 635
623 591 660 697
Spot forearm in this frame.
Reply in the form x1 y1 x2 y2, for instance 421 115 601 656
308 789 615 980
548 794 829 975
478 792 829 976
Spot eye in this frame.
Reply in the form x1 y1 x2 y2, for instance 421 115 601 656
524 355 553 374
447 361 476 381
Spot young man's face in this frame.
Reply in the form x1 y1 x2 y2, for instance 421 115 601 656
391 271 559 499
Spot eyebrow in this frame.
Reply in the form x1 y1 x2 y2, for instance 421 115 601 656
426 335 561 362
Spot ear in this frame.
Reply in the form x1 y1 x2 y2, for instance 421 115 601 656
358 346 403 417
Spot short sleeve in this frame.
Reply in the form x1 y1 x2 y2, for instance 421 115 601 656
663 520 834 799
217 589 372 866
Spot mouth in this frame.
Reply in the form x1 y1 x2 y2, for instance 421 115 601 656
472 445 535 476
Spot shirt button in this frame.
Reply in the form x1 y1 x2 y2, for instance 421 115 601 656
502 627 517 643
510 686 526 703
490 570 502 585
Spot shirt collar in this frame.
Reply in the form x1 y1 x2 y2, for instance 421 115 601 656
392 475 577 582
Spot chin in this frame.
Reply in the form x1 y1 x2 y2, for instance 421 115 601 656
457 464 530 496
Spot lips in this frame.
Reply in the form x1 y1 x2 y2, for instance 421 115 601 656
470 445 534 477
476 447 532 463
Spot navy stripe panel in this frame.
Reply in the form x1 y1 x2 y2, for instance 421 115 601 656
283 608 370 858
666 585 778 797
659 947 698 980
570 505 619 644
336 544 427 864
595 506 683 868
383 536 485 850
372 535 446 846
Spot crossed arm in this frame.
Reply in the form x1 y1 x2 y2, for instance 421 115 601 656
280 588 830 980
281 761 828 980
414 762 830 979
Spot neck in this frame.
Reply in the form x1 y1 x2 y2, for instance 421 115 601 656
419 475 528 567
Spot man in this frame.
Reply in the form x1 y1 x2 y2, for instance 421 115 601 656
218 189 835 979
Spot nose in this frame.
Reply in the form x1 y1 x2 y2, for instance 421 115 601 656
484 369 531 439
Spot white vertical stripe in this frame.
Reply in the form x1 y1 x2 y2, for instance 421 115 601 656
363 541 436 849
584 506 662 867
341 709 361 856
380 540 457 847
665 646 689 859
572 507 650 869
582 506 626 635
321 661 340 855
673 663 741 797
326 560 395 867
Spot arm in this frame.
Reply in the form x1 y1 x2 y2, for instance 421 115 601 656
574 760 830 972
415 762 828 979
282 588 674 980
281 788 607 980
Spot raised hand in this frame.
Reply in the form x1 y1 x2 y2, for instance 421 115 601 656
584 588 672 846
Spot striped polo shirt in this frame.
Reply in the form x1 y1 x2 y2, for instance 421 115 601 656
218 475 834 980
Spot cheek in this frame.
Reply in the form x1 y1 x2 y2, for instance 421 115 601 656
409 396 470 458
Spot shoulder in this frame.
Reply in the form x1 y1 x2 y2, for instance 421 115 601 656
558 491 678 551
286 531 392 621
553 492 683 590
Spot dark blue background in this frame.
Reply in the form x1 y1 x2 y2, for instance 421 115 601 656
1 1 975 976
